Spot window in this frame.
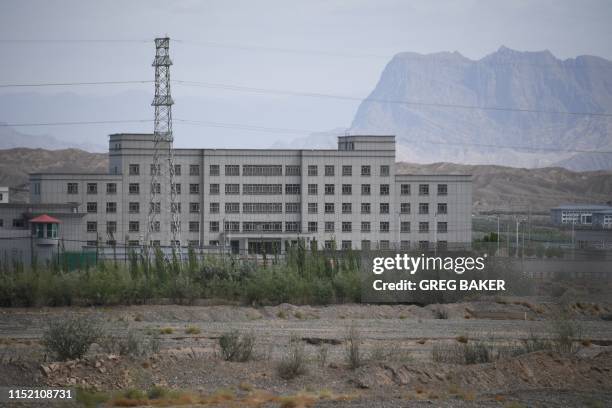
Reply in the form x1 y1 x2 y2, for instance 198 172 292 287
209 240 219 246
86 221 97 232
209 184 219 194
129 183 139 195
308 184 318 195
150 164 161 175
324 165 335 176
325 221 335 232
400 240 410 250
128 240 140 247
308 202 318 214
361 165 370 176
244 184 282 195
380 203 389 214
225 184 240 195
106 202 117 213
286 222 300 232
285 184 301 195
307 165 318 176
419 241 429 250
419 184 429 196
171 203 181 214
106 222 117 233
324 240 335 250
401 184 411 195
12 219 25 228
210 221 219 232
106 183 117 194
342 203 352 214
308 222 318 233
285 165 301 176
150 202 160 214
437 184 448 196
86 240 97 247
210 202 220 214
190 202 200 213
361 184 370 195
341 240 352 250
342 184 352 195
419 203 429 215
152 183 161 194
401 221 411 233
437 203 448 215
173 164 181 176
400 203 411 214
419 222 429 233
285 202 300 213
128 202 139 214
129 164 140 175
151 221 160 232
190 184 200 194
361 203 371 214
361 221 370 232
324 184 335 195
225 202 240 213
171 183 181 195
380 165 389 176
242 222 280 232
86 183 97 195
209 164 219 176
67 183 78 194
171 221 181 233
87 202 97 213
380 222 389 233
243 165 282 176
342 165 352 176
243 203 282 213
189 221 200 232
342 222 352 232
438 241 448 250
380 240 390 250
188 240 199 247
437 222 448 233
33 183 40 195
324 203 335 214
380 184 389 195
361 240 371 250
190 164 200 176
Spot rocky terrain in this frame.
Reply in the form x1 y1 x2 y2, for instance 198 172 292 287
0 298 611 407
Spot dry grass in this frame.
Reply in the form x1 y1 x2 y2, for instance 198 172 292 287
184 326 201 335
455 335 468 343
159 327 174 335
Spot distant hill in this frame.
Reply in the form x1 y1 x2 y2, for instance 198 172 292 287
0 148 107 202
351 46 612 171
0 148 610 213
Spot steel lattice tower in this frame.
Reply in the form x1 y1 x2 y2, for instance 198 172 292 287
148 37 180 247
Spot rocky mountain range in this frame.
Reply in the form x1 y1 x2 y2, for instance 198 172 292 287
350 46 612 171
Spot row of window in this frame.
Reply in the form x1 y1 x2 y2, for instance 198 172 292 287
208 164 391 177
68 181 448 197
87 220 200 234
205 220 448 234
129 164 200 176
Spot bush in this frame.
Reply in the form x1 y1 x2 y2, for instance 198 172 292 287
344 324 362 369
432 340 494 364
219 331 255 362
434 308 448 319
99 329 159 358
42 315 102 361
550 314 582 354
277 335 307 380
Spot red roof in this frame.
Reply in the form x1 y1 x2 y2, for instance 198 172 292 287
29 214 61 224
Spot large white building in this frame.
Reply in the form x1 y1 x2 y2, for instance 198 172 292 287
19 133 472 255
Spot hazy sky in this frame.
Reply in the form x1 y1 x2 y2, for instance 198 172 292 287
1 0 611 149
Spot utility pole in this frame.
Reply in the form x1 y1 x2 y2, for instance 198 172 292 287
515 217 520 258
496 215 500 255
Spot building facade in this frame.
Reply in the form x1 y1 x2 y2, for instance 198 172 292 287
21 133 472 255
550 205 612 228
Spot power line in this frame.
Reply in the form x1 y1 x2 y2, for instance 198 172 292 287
0 80 153 88
0 119 152 127
173 80 612 118
0 39 152 43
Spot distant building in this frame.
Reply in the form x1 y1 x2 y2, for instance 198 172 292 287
0 187 8 204
550 204 612 227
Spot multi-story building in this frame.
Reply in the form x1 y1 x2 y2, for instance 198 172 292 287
550 204 612 227
21 133 472 255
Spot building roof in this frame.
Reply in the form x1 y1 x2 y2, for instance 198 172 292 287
29 214 61 224
552 204 612 211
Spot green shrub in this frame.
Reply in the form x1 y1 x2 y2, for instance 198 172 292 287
344 324 362 369
42 315 102 361
219 331 255 362
99 329 159 358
